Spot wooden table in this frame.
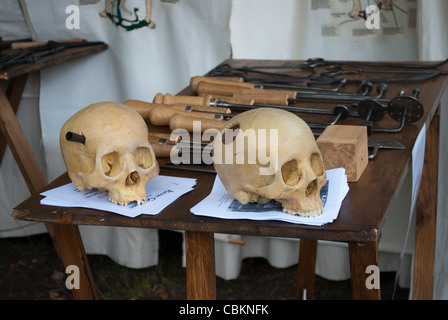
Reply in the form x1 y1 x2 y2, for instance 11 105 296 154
12 58 447 300
0 42 107 300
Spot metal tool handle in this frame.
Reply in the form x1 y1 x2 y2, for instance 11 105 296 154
368 146 379 160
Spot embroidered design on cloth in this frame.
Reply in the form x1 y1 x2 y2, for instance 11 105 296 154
100 0 156 31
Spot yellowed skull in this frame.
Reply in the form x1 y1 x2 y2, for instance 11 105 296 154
60 101 159 206
213 108 327 217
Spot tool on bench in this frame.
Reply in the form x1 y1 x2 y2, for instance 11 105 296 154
125 100 232 117
195 81 390 104
191 75 382 97
250 80 387 97
177 104 353 130
153 92 358 124
208 62 315 80
321 65 448 77
153 92 256 106
210 58 448 73
148 105 225 126
368 137 405 160
0 38 32 50
309 68 448 86
148 134 208 158
305 57 448 69
356 88 424 134
0 40 106 70
1 38 86 50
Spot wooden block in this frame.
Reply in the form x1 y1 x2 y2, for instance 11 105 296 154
317 125 368 182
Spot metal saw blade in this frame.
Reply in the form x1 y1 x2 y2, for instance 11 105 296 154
368 137 405 159
368 137 405 150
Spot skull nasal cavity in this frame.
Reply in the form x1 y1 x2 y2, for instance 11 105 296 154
306 180 317 197
125 171 140 186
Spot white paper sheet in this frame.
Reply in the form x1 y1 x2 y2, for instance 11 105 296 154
191 168 349 226
411 122 426 215
40 175 196 218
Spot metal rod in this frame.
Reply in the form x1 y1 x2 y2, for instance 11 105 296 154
209 100 359 118
65 132 85 145
306 57 448 69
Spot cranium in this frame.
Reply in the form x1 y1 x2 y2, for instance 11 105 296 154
60 101 159 206
213 108 327 217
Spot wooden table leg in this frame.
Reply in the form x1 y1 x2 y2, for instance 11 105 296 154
1 74 28 164
349 241 381 299
413 111 439 300
296 239 317 300
185 231 216 300
48 223 98 300
0 86 98 299
0 82 46 193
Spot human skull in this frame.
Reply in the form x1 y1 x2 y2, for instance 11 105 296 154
213 108 326 217
60 101 159 206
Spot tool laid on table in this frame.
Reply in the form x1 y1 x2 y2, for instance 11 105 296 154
125 100 231 117
154 92 357 118
190 75 383 97
0 39 106 70
195 80 390 104
368 137 405 160
305 57 448 69
0 38 86 50
208 62 315 80
0 38 32 50
188 77 425 133
148 134 209 158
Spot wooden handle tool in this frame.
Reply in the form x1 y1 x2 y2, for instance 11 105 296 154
169 114 227 133
204 95 255 105
196 81 250 96
153 93 212 106
192 77 254 94
126 99 231 118
126 100 196 119
125 99 160 118
10 38 86 50
240 88 297 99
196 81 298 101
147 132 180 143
149 106 223 126
154 93 254 107
148 135 176 158
233 91 289 105
190 76 243 92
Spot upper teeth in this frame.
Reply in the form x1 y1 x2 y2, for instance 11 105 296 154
282 207 323 217
109 197 147 206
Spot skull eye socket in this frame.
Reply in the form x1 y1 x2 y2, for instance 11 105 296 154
101 152 120 177
134 147 154 169
281 160 302 186
310 153 324 176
